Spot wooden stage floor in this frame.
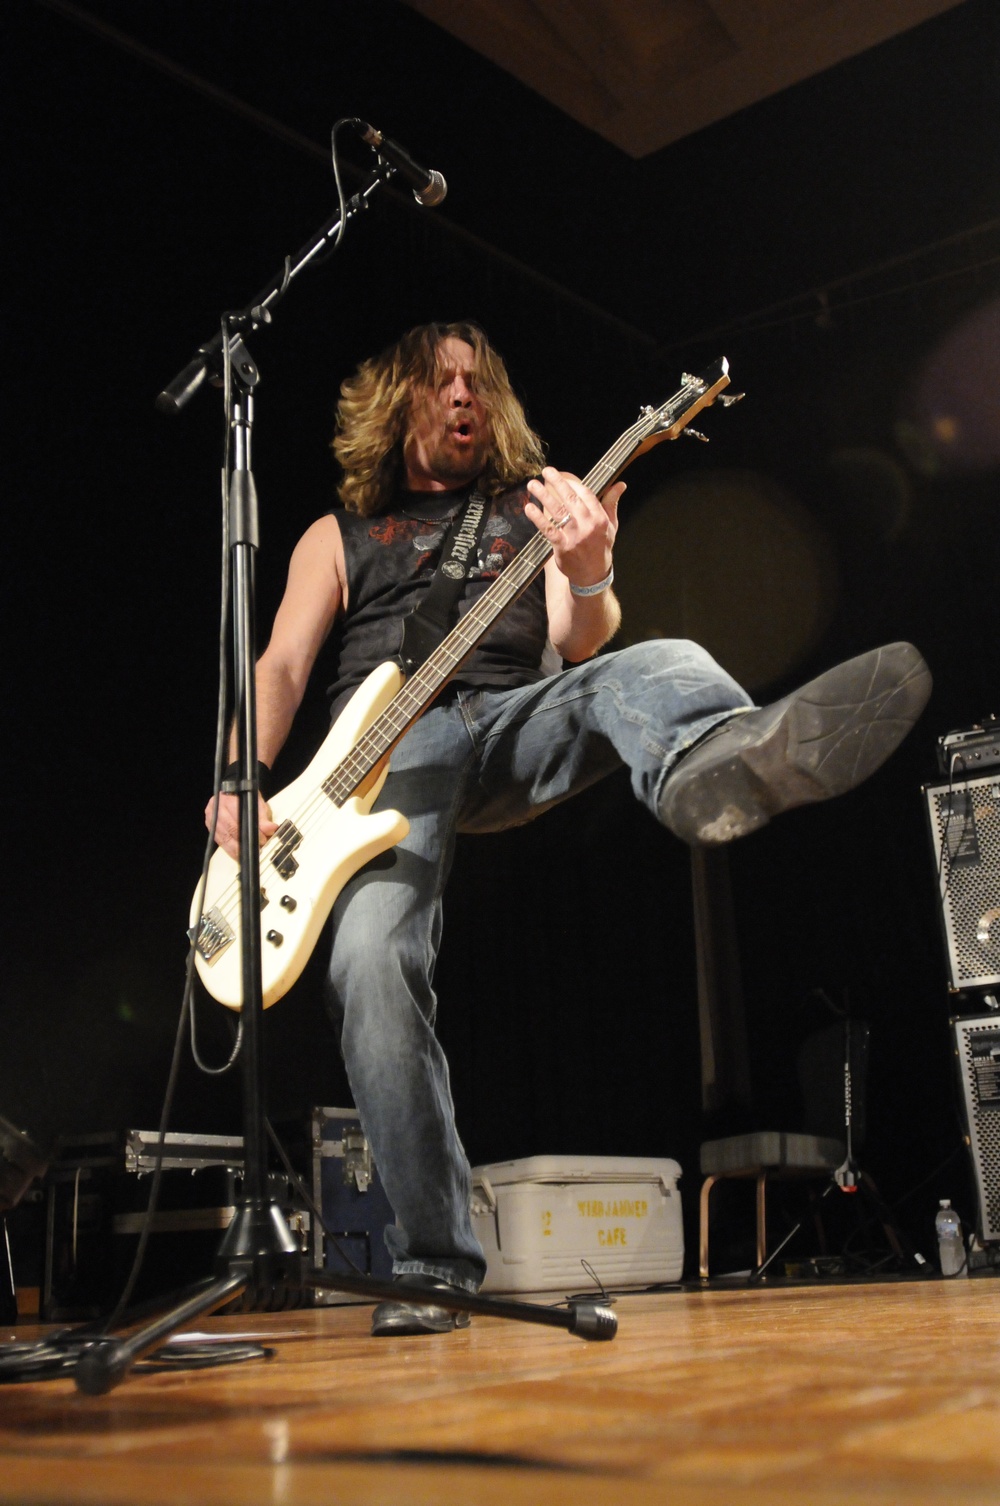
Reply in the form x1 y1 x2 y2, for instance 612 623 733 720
2 1278 999 1505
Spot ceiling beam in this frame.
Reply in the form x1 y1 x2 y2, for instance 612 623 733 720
701 0 768 50
525 0 637 107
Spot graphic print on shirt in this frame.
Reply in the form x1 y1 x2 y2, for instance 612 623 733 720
367 501 521 581
367 515 423 547
460 504 515 581
368 514 448 575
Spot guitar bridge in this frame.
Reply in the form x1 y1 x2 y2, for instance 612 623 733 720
270 820 303 880
190 906 235 965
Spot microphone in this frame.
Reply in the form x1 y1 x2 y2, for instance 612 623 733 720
355 121 447 207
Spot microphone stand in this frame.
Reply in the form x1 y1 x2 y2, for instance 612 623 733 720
750 1018 929 1283
45 167 615 1396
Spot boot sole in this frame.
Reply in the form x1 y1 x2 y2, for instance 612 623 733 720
661 643 932 845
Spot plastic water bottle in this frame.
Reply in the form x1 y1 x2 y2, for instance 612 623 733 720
935 1199 967 1278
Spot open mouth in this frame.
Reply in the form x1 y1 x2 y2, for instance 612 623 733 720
450 419 474 441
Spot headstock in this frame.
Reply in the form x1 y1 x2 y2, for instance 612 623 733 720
635 357 742 454
586 358 742 495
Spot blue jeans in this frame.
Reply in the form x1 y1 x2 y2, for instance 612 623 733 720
323 638 751 1290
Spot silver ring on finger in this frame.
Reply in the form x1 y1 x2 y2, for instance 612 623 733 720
553 513 572 529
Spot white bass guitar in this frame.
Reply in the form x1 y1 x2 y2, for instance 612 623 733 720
190 358 738 1008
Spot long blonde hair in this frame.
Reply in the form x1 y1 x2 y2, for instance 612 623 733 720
333 322 546 516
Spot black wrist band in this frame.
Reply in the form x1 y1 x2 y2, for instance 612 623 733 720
221 760 272 799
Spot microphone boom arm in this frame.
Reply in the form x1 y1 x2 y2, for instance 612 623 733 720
155 170 386 415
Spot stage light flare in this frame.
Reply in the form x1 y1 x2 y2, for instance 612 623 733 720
900 295 1000 473
613 470 837 695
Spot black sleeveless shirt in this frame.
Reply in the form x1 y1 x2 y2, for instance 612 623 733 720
325 483 554 719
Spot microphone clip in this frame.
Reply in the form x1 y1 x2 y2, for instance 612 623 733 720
354 120 447 208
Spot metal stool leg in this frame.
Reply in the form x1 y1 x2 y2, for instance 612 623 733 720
699 1175 720 1279
756 1171 768 1271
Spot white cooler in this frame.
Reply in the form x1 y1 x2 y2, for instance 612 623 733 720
470 1154 683 1292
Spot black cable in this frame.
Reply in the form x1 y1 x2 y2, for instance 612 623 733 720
891 1142 965 1212
188 312 243 1078
564 1259 616 1308
314 120 354 263
99 981 194 1332
935 751 971 902
0 1335 271 1384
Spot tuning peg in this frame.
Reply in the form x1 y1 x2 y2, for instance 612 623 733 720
718 392 744 406
683 427 709 442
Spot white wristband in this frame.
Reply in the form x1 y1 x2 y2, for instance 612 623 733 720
569 566 614 598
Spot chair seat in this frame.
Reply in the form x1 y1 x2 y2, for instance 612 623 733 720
698 1131 847 1278
700 1131 845 1178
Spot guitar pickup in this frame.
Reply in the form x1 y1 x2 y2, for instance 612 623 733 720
270 820 303 880
190 907 235 965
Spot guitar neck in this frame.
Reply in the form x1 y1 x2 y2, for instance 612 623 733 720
322 525 553 806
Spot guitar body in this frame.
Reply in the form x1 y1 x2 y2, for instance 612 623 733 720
191 660 410 1010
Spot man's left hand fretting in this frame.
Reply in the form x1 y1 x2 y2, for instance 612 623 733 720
525 467 624 591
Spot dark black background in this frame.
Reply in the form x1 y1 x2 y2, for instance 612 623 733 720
4 0 999 1269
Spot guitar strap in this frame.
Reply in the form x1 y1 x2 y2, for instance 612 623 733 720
419 488 491 628
399 488 492 673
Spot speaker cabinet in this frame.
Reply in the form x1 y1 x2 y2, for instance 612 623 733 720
924 775 1000 990
952 1013 1000 1242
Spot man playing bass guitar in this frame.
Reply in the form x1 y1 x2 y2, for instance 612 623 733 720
206 321 931 1336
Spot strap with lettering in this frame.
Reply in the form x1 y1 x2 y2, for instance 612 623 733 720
397 490 492 676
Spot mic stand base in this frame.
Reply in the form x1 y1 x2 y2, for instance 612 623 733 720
748 1163 929 1284
0 1200 617 1391
61 1242 617 1395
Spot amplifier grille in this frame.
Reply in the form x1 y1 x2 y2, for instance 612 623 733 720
925 776 1000 989
953 1015 1000 1242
